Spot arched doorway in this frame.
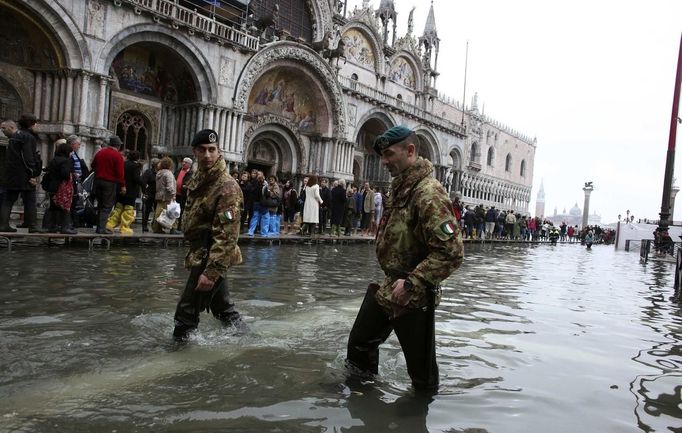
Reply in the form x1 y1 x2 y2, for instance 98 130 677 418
244 124 301 180
109 41 201 155
356 117 392 187
0 77 23 124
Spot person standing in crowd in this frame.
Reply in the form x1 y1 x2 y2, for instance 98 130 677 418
175 157 193 228
66 135 89 229
371 187 383 236
361 182 375 237
247 173 267 236
106 150 144 235
301 174 322 236
318 178 331 234
330 179 347 236
152 156 176 234
91 136 125 234
346 126 464 391
264 175 281 236
353 185 363 234
0 114 46 233
140 157 159 232
485 206 497 240
42 139 77 234
282 180 298 235
238 172 250 232
173 129 246 341
344 185 357 236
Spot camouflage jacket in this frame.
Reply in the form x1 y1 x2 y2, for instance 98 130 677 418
375 157 464 314
181 158 243 281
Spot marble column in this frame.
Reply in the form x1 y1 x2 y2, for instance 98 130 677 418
197 105 205 131
78 72 91 125
64 70 74 123
97 76 109 128
42 73 52 122
229 112 237 152
206 106 215 130
235 114 243 153
58 71 67 121
33 72 42 116
51 73 61 121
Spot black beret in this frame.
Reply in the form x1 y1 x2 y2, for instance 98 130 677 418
191 129 219 147
373 125 413 155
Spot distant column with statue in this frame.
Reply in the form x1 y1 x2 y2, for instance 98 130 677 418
582 182 594 228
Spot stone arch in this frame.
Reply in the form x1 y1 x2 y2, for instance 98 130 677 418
354 109 396 137
341 22 384 74
505 153 513 172
307 0 333 42
234 42 347 138
96 25 217 103
448 147 463 171
414 127 441 165
242 115 305 175
487 146 495 167
387 52 423 90
520 159 527 177
7 0 89 69
0 70 30 119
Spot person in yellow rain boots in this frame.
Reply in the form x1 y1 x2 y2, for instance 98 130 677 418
108 150 144 234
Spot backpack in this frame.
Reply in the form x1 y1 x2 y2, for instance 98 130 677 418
40 171 56 193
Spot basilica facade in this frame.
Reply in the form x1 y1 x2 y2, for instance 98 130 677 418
0 0 536 214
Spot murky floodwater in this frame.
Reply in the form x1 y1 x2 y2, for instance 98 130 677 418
0 243 680 433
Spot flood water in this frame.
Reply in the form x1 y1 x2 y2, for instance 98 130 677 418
0 242 681 433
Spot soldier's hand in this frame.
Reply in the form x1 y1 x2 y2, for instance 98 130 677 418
391 279 411 306
195 274 215 292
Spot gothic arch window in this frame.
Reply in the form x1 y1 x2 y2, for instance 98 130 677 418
520 159 527 177
470 142 480 163
116 111 150 158
505 153 512 172
487 147 495 167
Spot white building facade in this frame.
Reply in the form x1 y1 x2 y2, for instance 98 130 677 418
0 0 536 214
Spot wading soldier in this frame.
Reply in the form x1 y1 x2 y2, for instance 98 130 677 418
173 129 247 341
346 126 464 390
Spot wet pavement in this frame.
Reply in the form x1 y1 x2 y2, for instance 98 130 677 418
0 243 680 432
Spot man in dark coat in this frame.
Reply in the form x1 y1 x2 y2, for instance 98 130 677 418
140 157 159 232
0 113 46 233
318 178 331 234
330 180 347 236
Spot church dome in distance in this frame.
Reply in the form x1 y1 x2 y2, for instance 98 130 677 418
569 202 582 217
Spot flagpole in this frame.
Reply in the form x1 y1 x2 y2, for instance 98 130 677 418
461 40 469 127
658 33 682 233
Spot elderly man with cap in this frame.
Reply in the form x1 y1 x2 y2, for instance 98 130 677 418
172 129 247 341
175 156 193 229
346 125 464 391
91 136 125 234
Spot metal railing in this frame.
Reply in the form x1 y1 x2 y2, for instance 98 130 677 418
116 0 259 51
339 76 467 136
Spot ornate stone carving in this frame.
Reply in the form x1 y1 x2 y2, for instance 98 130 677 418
234 43 347 139
242 113 307 173
219 57 235 87
108 94 161 145
350 4 383 39
85 0 106 40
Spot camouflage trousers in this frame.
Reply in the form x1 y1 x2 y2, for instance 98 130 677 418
346 284 438 390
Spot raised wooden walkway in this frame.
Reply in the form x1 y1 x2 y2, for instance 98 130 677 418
0 228 583 252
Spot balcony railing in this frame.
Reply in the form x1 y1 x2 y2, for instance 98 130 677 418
338 76 466 137
115 0 259 51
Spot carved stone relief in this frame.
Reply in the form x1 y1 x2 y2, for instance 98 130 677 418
85 0 106 40
219 57 235 87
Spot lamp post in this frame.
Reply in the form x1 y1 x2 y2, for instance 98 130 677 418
657 34 682 233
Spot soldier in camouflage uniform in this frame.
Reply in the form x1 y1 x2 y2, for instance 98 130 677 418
346 126 464 390
173 129 246 341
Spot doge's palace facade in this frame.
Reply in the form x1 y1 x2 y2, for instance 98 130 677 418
0 0 536 214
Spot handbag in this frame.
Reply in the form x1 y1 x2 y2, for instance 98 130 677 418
156 209 176 229
166 200 181 219
53 175 74 211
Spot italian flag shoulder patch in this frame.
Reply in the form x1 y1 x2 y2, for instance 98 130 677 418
441 221 456 236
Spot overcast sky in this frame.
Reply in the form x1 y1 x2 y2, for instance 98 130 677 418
347 0 682 224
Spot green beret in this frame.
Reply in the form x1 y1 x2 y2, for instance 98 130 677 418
373 126 413 155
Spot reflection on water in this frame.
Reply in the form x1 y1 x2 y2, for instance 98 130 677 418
0 243 680 432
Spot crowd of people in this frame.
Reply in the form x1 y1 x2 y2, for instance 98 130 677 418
452 197 615 245
237 170 385 238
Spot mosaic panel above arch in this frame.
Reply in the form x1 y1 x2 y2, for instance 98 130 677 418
0 3 64 68
342 28 375 69
389 56 416 89
247 66 330 135
110 43 199 104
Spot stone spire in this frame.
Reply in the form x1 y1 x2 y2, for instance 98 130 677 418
535 179 546 218
423 1 437 38
419 1 440 86
376 0 398 46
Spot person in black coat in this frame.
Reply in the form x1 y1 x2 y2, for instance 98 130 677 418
42 139 76 234
140 157 159 232
0 113 45 232
330 180 347 236
318 178 332 234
